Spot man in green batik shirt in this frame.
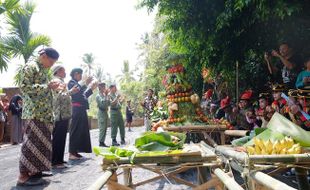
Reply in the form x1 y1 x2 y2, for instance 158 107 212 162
96 82 110 147
17 48 60 186
108 85 125 146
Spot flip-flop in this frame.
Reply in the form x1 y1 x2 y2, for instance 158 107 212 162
69 155 81 160
16 178 46 186
31 172 53 178
52 164 68 169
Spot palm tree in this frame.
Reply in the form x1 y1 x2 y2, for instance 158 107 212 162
0 0 20 15
0 0 20 72
94 66 106 82
81 53 97 76
0 1 51 84
2 1 51 63
116 60 135 84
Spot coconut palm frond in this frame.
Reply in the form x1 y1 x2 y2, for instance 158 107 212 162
81 53 96 76
0 45 10 72
24 34 51 62
14 63 24 86
0 0 20 15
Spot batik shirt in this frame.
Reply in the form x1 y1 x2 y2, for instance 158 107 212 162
52 76 73 121
19 60 54 124
143 96 157 119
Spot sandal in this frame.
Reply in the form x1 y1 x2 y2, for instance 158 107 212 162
76 153 83 158
69 155 81 160
52 164 67 169
17 178 46 186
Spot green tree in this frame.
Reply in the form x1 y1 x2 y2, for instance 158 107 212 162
1 1 51 84
138 0 310 97
94 66 105 82
0 0 20 72
116 60 135 84
0 0 19 15
81 53 97 76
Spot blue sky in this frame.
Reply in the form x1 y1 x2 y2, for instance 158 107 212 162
0 0 156 87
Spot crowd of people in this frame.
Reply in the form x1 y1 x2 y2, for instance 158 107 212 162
201 42 310 135
0 42 308 186
0 47 157 186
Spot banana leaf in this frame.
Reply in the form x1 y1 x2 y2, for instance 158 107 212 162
135 131 186 151
93 146 120 160
268 112 310 147
244 113 310 147
243 128 285 146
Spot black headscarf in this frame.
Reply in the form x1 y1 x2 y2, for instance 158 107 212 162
9 95 22 115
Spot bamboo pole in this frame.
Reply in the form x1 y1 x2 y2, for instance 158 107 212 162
163 125 226 132
123 168 132 187
250 171 296 190
87 170 113 190
202 132 218 147
249 154 310 164
215 146 247 164
103 152 216 165
224 130 249 137
214 168 244 190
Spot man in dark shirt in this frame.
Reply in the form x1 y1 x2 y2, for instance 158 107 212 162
264 43 302 89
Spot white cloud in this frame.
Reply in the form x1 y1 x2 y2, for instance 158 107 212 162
0 0 155 87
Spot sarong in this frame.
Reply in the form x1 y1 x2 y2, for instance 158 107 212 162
69 106 92 153
19 120 53 173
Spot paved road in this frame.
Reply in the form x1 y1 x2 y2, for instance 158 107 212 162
0 127 193 190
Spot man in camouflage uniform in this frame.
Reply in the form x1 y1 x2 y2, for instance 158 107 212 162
50 64 79 168
96 82 110 147
108 85 125 146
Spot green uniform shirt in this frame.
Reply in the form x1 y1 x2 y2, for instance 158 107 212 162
96 93 110 112
52 76 72 121
19 60 54 124
109 93 121 111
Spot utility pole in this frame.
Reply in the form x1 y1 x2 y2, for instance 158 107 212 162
236 61 239 103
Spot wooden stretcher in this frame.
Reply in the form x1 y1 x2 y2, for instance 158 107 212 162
163 124 227 146
87 142 239 190
215 145 310 190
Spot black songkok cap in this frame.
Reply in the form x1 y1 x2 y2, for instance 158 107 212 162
70 68 83 78
39 48 59 60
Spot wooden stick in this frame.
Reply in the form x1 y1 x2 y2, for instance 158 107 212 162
202 132 218 147
108 181 134 190
132 165 192 187
87 170 113 190
220 131 225 145
250 171 296 190
224 130 249 137
123 168 132 186
193 177 222 190
107 172 119 190
214 168 244 190
295 167 310 190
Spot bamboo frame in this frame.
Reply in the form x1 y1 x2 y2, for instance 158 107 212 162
250 171 296 190
87 170 113 190
216 145 310 190
214 168 244 190
224 130 249 137
163 124 227 145
93 142 223 190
